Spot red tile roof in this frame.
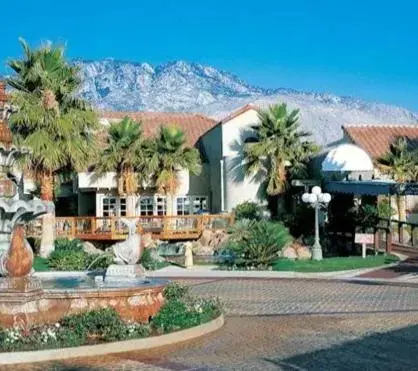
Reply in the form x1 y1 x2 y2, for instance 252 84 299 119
0 81 7 104
343 125 418 159
100 111 216 147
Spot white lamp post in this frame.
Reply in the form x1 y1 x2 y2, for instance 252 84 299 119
302 186 331 261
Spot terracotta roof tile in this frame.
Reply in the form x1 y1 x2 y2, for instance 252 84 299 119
343 124 418 159
100 111 216 147
0 81 7 104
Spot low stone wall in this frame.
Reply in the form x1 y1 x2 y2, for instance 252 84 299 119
0 315 225 365
0 279 165 328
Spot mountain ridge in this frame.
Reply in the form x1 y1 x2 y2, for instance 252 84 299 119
4 59 418 146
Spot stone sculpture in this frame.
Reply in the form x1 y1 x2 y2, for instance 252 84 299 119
184 241 194 269
111 218 143 265
0 82 52 278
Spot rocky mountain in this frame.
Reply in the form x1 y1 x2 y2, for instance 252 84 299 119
54 59 418 145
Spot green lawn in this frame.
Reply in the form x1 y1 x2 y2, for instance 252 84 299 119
272 254 400 272
33 256 50 272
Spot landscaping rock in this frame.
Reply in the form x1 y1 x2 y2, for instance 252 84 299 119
141 233 156 249
83 241 104 255
149 248 165 263
199 229 213 247
295 245 312 260
281 246 298 260
193 241 214 256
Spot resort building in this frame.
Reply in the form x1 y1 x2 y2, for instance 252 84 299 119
9 75 417 221
321 124 418 219
74 105 265 218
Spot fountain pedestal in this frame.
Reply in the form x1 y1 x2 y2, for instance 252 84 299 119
105 264 146 280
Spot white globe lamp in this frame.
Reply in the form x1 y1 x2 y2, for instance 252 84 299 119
301 186 332 261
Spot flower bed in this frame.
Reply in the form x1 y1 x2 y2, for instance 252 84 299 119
0 283 222 352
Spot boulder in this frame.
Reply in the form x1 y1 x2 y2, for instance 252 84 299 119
148 247 165 262
199 229 213 247
193 241 214 256
295 245 312 260
141 233 156 249
281 246 298 260
83 241 104 255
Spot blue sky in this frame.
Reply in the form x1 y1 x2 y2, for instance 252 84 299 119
2 0 418 110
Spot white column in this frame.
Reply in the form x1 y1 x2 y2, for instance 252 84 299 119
96 193 103 217
220 158 225 212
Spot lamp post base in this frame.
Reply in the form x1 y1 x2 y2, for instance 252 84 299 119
311 244 323 261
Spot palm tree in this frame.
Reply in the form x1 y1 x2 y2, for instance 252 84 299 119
148 125 202 216
7 39 98 257
377 137 417 222
96 117 149 216
244 103 318 214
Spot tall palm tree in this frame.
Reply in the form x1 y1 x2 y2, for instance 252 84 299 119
7 39 98 257
244 103 318 213
96 117 149 216
377 137 417 222
149 125 202 216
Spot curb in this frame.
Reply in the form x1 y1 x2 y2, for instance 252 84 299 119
147 261 405 280
0 315 224 365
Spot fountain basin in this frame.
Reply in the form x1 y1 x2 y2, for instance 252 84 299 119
0 272 168 328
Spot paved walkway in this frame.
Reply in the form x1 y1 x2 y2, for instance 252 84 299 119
10 278 418 371
358 252 418 283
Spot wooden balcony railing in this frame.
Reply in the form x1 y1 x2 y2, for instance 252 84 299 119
26 214 234 241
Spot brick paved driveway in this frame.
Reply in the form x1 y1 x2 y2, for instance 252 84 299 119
9 278 418 371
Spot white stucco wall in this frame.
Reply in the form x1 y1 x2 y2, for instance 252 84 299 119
221 108 265 211
78 172 118 189
222 108 260 157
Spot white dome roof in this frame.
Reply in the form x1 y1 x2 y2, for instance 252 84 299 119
322 144 374 172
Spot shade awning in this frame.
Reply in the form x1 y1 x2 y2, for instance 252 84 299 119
324 180 399 196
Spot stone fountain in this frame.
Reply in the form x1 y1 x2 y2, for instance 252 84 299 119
0 82 166 328
0 82 53 288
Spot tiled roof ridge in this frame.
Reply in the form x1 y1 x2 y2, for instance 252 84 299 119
342 123 418 160
100 110 215 121
343 123 418 128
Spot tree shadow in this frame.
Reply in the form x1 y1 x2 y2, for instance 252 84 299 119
227 127 267 201
264 323 418 370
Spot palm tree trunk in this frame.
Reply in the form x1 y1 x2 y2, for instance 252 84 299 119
126 195 136 217
397 195 407 222
40 170 54 201
397 194 408 244
123 167 137 217
39 170 56 258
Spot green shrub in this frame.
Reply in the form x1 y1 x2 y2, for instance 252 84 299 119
61 308 127 341
227 219 256 242
377 198 396 219
152 299 199 333
152 296 222 333
48 250 88 271
141 248 169 271
48 238 113 271
85 253 114 270
54 238 84 252
233 201 266 221
224 220 292 268
282 204 315 238
163 282 189 301
0 290 222 351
